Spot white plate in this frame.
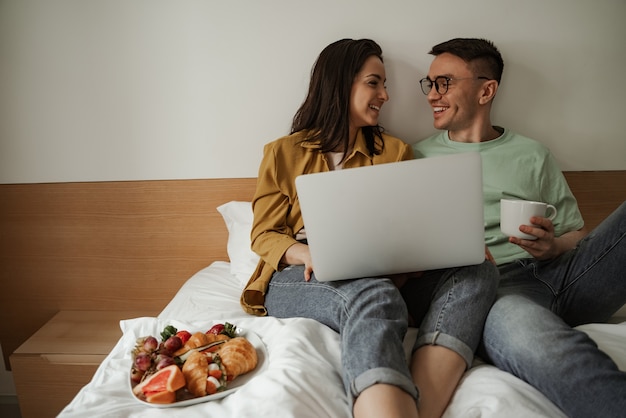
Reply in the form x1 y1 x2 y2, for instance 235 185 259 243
130 329 268 407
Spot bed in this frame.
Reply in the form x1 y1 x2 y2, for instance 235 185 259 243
2 174 624 417
56 200 626 418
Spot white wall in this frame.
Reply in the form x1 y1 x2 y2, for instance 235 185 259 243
1 0 625 184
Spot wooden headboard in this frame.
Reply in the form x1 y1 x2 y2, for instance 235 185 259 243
1 172 625 369
0 178 257 369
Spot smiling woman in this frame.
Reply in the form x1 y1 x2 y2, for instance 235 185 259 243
290 39 390 162
348 55 389 140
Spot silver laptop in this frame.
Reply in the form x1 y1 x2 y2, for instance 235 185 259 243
295 152 485 282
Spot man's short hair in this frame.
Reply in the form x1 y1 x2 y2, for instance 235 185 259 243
430 38 504 83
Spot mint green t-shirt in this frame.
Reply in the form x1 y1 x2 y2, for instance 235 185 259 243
413 128 584 265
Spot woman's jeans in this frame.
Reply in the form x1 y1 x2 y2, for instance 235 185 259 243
480 201 626 418
265 260 498 402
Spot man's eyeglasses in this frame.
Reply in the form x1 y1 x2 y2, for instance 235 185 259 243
419 76 490 95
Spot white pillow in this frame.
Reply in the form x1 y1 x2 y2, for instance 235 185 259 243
217 201 260 284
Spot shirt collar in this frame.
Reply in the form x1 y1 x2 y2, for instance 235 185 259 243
300 129 373 160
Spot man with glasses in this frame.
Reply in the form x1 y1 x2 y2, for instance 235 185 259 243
413 38 626 418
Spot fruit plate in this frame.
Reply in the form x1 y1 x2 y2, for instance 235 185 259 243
129 329 268 408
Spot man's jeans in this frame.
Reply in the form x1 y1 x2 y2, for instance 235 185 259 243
265 260 498 403
480 201 626 418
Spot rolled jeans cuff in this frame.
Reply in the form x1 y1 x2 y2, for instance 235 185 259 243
351 367 419 401
415 331 474 368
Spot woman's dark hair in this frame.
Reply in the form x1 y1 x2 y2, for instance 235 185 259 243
429 38 504 83
291 38 385 156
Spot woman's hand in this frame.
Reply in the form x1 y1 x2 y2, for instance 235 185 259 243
282 242 315 281
485 246 496 264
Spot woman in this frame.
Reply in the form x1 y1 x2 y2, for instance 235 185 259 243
240 39 498 418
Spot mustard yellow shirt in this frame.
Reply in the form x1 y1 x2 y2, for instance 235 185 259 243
240 129 413 315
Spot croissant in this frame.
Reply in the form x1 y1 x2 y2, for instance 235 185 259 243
218 337 258 380
181 350 209 397
174 332 230 357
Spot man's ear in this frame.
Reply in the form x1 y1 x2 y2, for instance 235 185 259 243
478 80 499 105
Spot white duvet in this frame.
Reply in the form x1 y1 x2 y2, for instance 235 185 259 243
59 261 626 418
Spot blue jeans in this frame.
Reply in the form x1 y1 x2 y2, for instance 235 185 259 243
265 260 498 402
480 201 626 418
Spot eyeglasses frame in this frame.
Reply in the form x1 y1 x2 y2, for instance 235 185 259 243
419 76 491 95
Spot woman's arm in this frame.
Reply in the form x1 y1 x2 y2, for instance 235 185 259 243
250 142 300 270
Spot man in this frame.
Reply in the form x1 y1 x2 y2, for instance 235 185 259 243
413 38 626 418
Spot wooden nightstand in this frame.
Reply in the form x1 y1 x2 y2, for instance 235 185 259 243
10 310 156 418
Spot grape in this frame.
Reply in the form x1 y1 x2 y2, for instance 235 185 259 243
134 352 152 372
155 355 175 370
130 368 144 383
143 336 158 353
163 335 183 352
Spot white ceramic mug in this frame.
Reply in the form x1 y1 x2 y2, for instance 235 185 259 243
500 199 558 240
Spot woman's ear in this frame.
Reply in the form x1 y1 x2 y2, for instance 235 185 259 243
478 80 499 105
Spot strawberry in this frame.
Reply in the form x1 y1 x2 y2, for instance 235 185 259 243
206 323 225 335
175 330 192 344
205 322 238 337
205 378 218 395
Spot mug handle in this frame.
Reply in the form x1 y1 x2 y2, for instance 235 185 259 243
546 204 558 220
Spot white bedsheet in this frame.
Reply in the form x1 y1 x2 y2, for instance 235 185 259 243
59 262 626 418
